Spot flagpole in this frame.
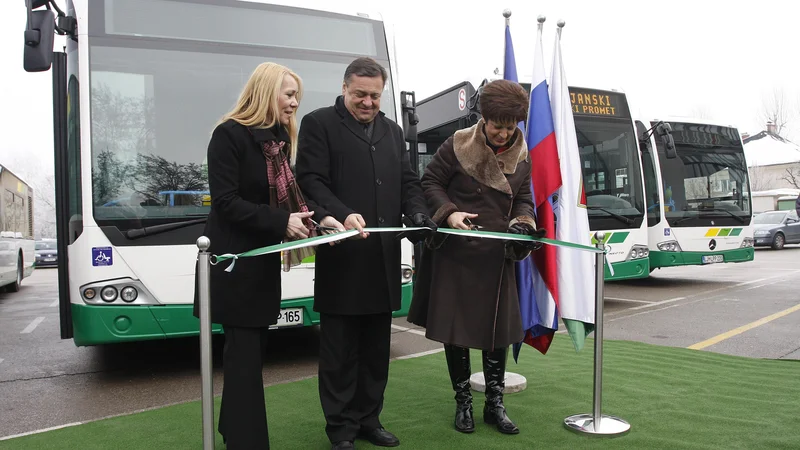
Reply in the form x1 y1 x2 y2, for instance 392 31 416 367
502 9 511 80
562 222 631 432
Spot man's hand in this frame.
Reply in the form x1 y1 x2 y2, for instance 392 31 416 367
411 212 438 230
344 213 369 239
446 212 478 230
286 211 314 240
319 215 346 246
397 213 437 244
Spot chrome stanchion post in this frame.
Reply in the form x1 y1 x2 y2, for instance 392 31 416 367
197 236 214 450
563 231 630 436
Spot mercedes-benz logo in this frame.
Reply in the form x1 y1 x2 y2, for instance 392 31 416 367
709 239 717 250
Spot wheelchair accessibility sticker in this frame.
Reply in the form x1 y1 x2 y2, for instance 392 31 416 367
92 247 113 266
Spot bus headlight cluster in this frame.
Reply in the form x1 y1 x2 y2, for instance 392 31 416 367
657 241 682 252
740 238 755 248
401 264 413 284
627 245 650 260
80 279 155 305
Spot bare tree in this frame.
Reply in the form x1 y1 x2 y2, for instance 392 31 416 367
748 165 774 191
760 88 790 136
783 167 800 189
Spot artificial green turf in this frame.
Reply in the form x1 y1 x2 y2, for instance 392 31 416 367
2 337 799 449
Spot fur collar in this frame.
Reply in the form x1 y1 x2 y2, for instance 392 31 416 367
452 119 528 195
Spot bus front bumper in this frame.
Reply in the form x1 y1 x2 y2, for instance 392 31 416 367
606 258 650 281
649 247 754 269
71 284 414 346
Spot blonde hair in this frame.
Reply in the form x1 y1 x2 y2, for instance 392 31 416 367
220 62 303 164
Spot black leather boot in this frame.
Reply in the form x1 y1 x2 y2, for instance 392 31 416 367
444 344 475 433
482 347 519 434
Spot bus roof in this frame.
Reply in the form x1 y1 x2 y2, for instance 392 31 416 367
644 116 741 131
239 0 385 21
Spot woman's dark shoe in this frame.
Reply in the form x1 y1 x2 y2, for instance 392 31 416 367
445 344 475 433
482 348 519 434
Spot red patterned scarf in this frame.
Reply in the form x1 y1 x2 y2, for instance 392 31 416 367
261 139 316 271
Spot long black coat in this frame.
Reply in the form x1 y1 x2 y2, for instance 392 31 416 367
296 96 427 315
193 120 302 327
407 120 536 350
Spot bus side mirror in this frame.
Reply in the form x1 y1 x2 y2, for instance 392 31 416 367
656 123 677 159
23 9 55 72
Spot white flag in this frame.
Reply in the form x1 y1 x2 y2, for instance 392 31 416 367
549 24 596 351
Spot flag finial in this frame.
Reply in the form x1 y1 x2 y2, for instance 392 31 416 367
537 15 546 24
558 19 566 28
503 9 512 19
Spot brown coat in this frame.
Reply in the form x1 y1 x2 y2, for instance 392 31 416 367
407 119 536 350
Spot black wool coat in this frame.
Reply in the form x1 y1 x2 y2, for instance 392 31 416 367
296 96 428 315
193 120 303 327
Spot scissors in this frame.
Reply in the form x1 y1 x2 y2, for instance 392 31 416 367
463 218 483 231
309 218 341 233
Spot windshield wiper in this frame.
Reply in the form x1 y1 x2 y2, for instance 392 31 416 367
587 206 634 225
698 208 746 224
125 218 207 240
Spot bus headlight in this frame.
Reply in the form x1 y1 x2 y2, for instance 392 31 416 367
627 245 650 260
120 286 138 302
401 264 413 284
100 286 118 302
83 288 96 300
657 241 682 252
741 238 755 248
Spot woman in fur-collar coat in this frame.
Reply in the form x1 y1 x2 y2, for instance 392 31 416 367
407 79 543 437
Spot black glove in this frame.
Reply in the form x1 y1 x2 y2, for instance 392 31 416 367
507 222 544 252
397 213 437 244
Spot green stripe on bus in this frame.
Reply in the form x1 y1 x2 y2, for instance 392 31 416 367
718 228 731 237
730 228 742 236
607 232 629 244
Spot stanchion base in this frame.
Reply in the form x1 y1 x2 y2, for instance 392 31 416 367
564 414 630 436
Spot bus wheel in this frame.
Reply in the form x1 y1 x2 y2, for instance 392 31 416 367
772 233 785 250
9 256 22 292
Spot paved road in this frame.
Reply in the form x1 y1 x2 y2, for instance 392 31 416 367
603 245 800 359
1 245 798 438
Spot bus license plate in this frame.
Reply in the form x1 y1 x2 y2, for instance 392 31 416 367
271 308 303 328
702 255 724 264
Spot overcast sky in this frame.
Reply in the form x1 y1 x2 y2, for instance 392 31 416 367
2 0 798 185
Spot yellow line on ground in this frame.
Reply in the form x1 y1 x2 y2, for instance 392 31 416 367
688 303 800 350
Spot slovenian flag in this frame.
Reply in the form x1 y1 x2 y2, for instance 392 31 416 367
550 23 595 351
511 18 563 360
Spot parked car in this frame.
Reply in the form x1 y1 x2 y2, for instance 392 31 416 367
35 239 58 267
753 210 800 249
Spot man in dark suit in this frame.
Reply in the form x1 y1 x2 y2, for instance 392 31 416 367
296 57 435 450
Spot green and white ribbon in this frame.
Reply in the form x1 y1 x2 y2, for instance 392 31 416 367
211 227 605 272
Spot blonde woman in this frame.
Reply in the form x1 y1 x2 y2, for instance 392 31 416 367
193 62 342 449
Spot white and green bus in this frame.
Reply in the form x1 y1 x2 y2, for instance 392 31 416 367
635 118 755 271
568 86 650 280
412 82 650 281
23 0 415 346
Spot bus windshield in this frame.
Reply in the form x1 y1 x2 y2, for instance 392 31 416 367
575 117 645 229
87 0 395 230
653 121 751 227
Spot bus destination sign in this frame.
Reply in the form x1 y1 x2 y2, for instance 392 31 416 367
569 87 631 119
